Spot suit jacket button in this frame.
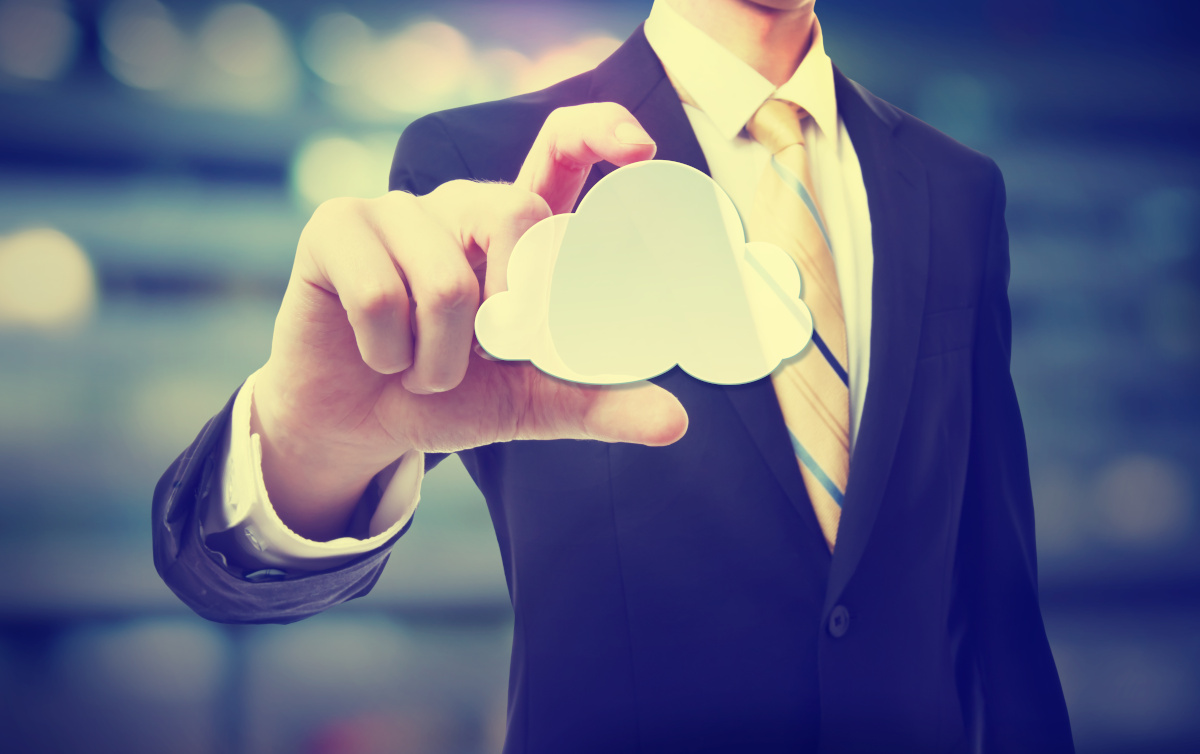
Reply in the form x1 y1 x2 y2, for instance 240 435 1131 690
828 605 850 638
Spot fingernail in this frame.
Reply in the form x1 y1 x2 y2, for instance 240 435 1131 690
614 122 655 146
473 342 499 362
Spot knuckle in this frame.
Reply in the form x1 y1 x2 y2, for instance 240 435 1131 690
501 186 551 224
350 280 405 320
421 270 479 314
300 197 366 261
428 179 474 205
378 190 428 231
405 355 470 394
424 180 486 223
379 188 419 214
310 196 363 227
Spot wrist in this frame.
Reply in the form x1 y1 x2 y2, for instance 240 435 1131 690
250 363 409 541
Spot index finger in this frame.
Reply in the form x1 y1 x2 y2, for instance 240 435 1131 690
515 102 657 215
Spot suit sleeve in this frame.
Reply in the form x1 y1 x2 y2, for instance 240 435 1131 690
959 164 1075 752
151 114 477 623
150 386 410 624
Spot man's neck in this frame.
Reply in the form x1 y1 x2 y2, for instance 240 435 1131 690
664 0 816 87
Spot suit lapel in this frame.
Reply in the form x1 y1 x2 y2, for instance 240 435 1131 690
822 68 931 615
580 32 934 575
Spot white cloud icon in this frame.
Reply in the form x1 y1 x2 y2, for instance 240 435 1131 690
474 160 813 386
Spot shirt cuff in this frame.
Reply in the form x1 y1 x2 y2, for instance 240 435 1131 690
204 368 423 572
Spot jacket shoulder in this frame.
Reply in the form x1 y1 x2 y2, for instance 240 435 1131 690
391 72 596 192
843 73 1002 188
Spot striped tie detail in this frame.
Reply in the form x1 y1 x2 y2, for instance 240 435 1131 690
747 98 849 551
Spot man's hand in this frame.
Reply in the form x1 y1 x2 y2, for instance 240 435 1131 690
252 103 687 540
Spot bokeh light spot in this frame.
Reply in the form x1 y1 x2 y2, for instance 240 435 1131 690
1096 645 1194 733
303 11 373 86
517 36 621 94
55 620 227 703
190 2 298 112
291 133 397 208
128 373 238 455
1094 454 1192 545
201 3 287 79
1145 280 1200 359
251 617 411 693
99 0 186 91
0 0 78 81
1129 186 1200 265
471 47 532 100
366 20 474 114
0 227 96 330
300 19 623 122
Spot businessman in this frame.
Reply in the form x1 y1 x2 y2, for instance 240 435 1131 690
153 0 1075 751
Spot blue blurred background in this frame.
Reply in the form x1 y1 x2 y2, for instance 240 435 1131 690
0 1 1197 752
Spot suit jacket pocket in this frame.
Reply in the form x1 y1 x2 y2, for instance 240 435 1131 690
918 306 976 359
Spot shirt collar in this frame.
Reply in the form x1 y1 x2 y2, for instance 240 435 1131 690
643 0 838 141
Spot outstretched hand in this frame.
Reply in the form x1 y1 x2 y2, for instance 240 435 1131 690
252 103 688 539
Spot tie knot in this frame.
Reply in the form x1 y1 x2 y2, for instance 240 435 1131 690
746 98 807 155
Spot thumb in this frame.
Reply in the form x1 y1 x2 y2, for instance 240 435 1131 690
579 381 688 446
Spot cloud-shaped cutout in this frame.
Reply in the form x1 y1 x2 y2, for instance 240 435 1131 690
475 160 813 385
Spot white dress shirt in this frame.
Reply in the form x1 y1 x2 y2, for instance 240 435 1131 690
204 368 423 571
207 0 873 572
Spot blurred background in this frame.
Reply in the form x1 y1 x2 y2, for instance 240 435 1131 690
0 0 1197 752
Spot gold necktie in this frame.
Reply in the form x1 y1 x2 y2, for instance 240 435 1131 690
746 98 850 551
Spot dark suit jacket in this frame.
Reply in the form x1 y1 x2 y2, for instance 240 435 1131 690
153 25 1073 754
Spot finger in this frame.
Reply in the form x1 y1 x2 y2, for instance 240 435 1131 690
474 183 552 301
299 197 413 374
581 381 688 446
369 189 482 394
379 186 496 391
520 373 688 447
420 180 552 302
477 186 552 301
516 102 657 215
